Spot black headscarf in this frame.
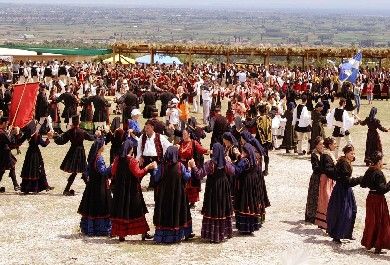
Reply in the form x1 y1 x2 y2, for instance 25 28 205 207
240 131 265 156
188 117 197 129
242 143 257 168
87 137 105 165
110 117 121 132
212 143 226 169
223 132 238 146
120 138 135 158
287 102 295 111
164 146 179 164
368 107 377 122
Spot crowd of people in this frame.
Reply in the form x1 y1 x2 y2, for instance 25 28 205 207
0 59 389 252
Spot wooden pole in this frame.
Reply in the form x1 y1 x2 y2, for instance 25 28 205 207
302 55 305 69
264 54 270 66
379 58 382 69
150 50 155 65
188 52 192 71
226 53 230 65
287 55 291 67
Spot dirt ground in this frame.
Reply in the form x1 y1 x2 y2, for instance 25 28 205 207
0 99 390 265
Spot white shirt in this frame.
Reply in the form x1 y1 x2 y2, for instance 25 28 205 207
202 87 211 101
292 104 311 128
237 72 247 83
52 64 59 76
194 80 203 97
326 108 354 131
136 133 172 159
166 107 180 125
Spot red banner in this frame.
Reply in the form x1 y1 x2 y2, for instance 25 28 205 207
9 82 39 128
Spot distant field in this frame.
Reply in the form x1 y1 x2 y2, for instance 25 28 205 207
0 4 389 48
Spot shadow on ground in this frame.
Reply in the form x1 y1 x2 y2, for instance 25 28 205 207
282 220 390 261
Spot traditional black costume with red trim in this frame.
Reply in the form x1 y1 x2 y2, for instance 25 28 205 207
20 133 51 193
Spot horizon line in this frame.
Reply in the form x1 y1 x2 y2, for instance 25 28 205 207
0 1 389 12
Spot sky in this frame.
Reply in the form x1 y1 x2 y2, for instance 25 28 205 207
0 0 389 10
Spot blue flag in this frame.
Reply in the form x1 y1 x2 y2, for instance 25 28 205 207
339 51 362 83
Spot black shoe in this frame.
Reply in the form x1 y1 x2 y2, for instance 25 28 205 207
263 170 268 176
185 233 195 240
46 186 55 192
286 150 291 154
347 236 356 241
14 185 21 191
0 187 5 193
63 189 75 196
333 238 342 244
119 237 125 242
141 233 154 241
374 248 386 254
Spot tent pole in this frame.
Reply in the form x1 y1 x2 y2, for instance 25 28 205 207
150 50 155 64
188 52 192 71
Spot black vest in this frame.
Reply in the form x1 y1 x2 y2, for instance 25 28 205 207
334 108 344 122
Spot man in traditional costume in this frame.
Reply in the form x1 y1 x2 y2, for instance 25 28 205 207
90 88 111 131
136 120 172 190
54 115 96 196
116 87 139 131
292 95 311 155
256 104 272 176
0 117 22 192
35 84 54 133
142 88 157 119
326 98 354 158
56 85 78 130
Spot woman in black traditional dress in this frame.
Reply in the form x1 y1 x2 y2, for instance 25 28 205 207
240 131 270 223
222 132 240 190
231 117 244 147
187 117 206 143
20 122 54 194
281 102 296 153
49 86 62 133
111 139 157 242
79 89 94 133
153 146 193 243
315 137 336 229
232 143 262 234
358 107 389 166
305 136 323 224
310 102 326 152
78 137 112 236
191 143 235 243
327 144 362 244
178 128 208 208
105 117 125 164
360 152 390 254
54 115 95 196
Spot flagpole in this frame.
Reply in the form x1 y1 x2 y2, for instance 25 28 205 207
11 81 28 127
